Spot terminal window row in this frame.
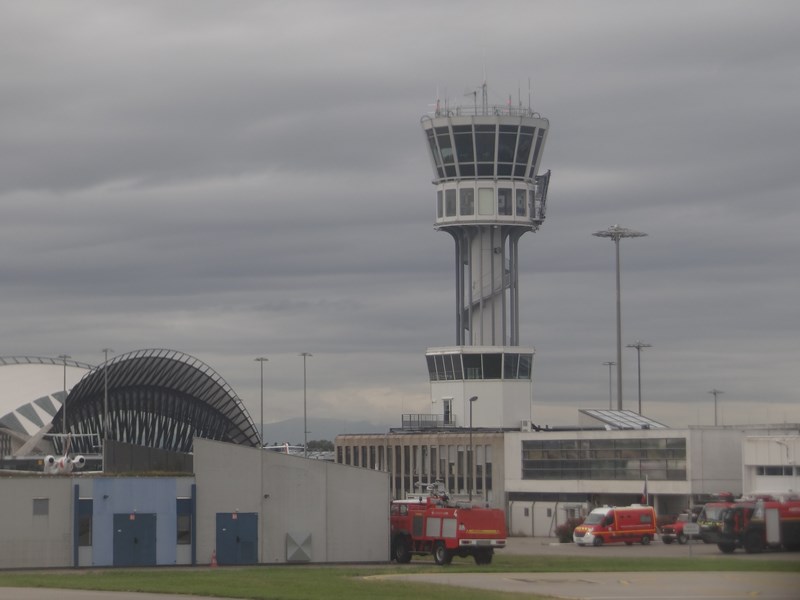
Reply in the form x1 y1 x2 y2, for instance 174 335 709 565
521 438 687 481
755 465 795 476
427 124 545 180
437 187 536 219
426 352 533 381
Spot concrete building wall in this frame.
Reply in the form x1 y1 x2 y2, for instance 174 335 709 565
688 428 746 496
193 438 388 564
743 435 800 495
0 476 73 568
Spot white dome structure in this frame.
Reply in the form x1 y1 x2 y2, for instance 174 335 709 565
0 356 92 456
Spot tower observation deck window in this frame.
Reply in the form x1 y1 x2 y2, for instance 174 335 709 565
516 189 527 216
445 189 457 216
435 127 456 178
437 191 443 218
530 129 545 179
454 125 475 177
498 188 513 216
475 125 495 177
460 188 475 215
427 351 533 381
515 126 534 177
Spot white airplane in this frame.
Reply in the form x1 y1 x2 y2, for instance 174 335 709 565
44 435 86 474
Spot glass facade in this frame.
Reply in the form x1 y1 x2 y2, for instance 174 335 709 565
522 437 687 481
426 351 533 381
425 123 544 182
336 436 498 502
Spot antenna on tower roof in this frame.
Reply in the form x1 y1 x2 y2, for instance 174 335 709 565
528 77 532 112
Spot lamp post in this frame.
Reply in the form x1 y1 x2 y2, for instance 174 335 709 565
626 341 651 415
57 354 71 442
254 358 269 447
468 395 478 501
602 361 616 410
593 225 647 410
102 348 113 448
709 389 724 426
254 357 268 565
300 353 312 458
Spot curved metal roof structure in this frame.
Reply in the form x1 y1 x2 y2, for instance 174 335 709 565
50 349 260 454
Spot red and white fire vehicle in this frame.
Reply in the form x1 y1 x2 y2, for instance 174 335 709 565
390 485 507 565
573 505 657 546
716 495 800 553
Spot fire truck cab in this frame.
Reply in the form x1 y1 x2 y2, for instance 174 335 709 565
573 505 657 546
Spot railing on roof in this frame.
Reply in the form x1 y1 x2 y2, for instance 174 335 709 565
401 414 457 430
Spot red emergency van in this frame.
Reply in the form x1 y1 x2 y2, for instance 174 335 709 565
573 505 657 546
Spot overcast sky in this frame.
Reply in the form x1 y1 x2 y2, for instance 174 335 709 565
2 0 799 432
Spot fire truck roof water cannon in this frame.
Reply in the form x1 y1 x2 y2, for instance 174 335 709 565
390 482 507 566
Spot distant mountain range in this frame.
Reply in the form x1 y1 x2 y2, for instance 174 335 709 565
259 417 393 445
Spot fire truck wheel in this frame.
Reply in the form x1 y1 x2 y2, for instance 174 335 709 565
473 548 493 565
641 535 651 545
433 541 452 566
743 531 763 554
717 542 736 553
677 533 688 545
392 536 412 564
592 536 603 546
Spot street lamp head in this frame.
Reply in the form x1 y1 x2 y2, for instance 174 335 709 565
626 341 652 350
602 361 616 367
299 352 312 358
592 225 648 241
469 395 478 403
254 357 269 362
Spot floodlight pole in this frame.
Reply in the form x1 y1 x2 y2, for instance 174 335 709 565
709 389 724 426
602 361 616 410
592 225 647 411
468 395 478 501
102 348 113 447
627 341 651 415
58 354 71 439
255 358 269 446
300 353 312 458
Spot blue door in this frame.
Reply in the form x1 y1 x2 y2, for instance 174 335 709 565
216 512 258 565
113 513 157 566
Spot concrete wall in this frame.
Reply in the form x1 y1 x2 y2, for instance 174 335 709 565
743 435 800 495
688 428 746 495
0 476 73 568
193 438 389 564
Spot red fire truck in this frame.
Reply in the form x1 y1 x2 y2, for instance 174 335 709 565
716 496 800 553
390 487 507 565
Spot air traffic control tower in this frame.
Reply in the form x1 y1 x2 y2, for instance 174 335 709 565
420 84 551 430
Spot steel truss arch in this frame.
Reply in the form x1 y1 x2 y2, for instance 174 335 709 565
51 349 260 453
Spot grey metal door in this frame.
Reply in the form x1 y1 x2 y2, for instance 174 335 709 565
113 513 157 566
216 512 258 564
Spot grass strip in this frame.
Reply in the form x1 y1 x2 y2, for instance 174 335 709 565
0 554 797 600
